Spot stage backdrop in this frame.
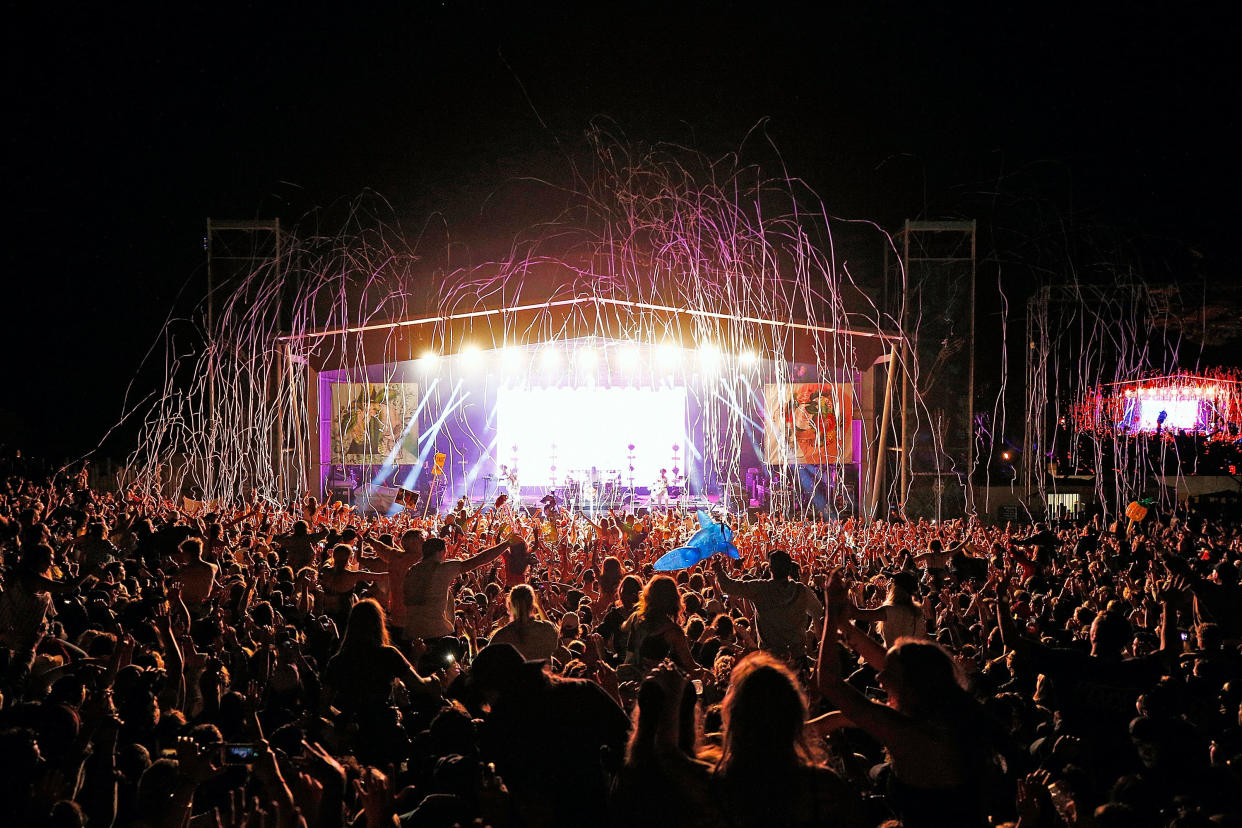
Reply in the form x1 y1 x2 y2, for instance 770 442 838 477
329 382 420 465
764 383 853 464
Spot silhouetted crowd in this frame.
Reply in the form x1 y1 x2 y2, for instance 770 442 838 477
2 464 1241 827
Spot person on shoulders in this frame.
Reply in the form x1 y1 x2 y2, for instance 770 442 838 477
176 537 217 616
622 575 703 676
404 532 513 672
846 570 929 647
490 584 559 661
712 550 823 661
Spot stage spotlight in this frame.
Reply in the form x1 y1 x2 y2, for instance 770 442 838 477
739 350 758 367
656 342 680 368
697 342 721 371
461 344 483 368
540 348 561 369
500 347 522 370
619 343 641 367
419 350 438 368
578 348 598 371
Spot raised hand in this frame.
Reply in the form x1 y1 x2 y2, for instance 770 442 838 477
354 767 395 828
175 735 218 783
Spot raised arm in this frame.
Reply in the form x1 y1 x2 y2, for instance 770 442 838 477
837 620 889 672
361 532 401 562
816 568 909 746
461 536 513 573
711 556 757 598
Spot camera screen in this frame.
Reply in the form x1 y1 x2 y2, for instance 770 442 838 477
223 744 258 763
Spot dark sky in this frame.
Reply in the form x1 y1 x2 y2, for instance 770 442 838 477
5 1 1238 460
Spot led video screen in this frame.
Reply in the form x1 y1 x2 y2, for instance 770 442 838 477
496 386 688 486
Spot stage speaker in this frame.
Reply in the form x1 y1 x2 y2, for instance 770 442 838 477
326 486 354 506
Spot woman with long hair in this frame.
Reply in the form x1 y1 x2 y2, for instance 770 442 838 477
611 662 718 828
818 569 996 828
598 556 624 608
490 584 558 660
847 571 928 647
319 543 385 623
321 599 437 720
714 652 863 827
621 576 699 673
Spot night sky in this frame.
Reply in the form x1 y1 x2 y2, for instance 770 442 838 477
5 2 1238 461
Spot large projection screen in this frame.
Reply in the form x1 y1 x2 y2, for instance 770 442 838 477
496 386 687 485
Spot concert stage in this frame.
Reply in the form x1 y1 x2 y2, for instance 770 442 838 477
291 297 891 518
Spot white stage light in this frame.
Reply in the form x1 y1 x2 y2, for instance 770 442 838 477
578 348 598 371
419 350 438 368
739 350 758 367
697 342 721 371
656 342 680 368
540 347 561 369
500 347 522 369
619 343 641 367
461 344 483 368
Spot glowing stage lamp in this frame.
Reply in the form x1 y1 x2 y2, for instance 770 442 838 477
461 344 483 369
578 348 598 371
739 350 758 367
656 342 680 369
540 347 561 370
619 343 641 367
499 347 523 371
697 342 721 371
418 350 438 368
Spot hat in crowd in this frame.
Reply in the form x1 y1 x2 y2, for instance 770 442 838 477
890 571 919 595
466 643 545 693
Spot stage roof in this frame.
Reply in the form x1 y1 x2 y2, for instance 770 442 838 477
281 295 900 374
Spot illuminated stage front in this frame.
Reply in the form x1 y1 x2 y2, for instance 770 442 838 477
309 318 872 517
495 384 689 487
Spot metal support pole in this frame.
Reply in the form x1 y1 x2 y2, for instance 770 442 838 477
867 349 898 520
899 223 911 517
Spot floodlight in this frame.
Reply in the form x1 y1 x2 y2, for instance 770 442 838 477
619 343 641 367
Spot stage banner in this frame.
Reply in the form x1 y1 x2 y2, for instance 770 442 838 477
329 382 420 465
356 483 398 514
764 383 853 465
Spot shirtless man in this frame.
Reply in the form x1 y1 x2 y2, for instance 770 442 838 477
176 537 217 617
364 527 425 640
404 532 514 672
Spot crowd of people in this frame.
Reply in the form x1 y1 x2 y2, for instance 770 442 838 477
2 460 1241 827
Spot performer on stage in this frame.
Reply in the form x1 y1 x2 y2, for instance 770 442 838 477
500 464 522 506
651 468 671 508
563 472 581 512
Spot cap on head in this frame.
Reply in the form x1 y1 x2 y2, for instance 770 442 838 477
768 550 794 579
468 643 538 692
890 571 919 595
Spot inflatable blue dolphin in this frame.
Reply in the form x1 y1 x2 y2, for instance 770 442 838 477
653 510 741 571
